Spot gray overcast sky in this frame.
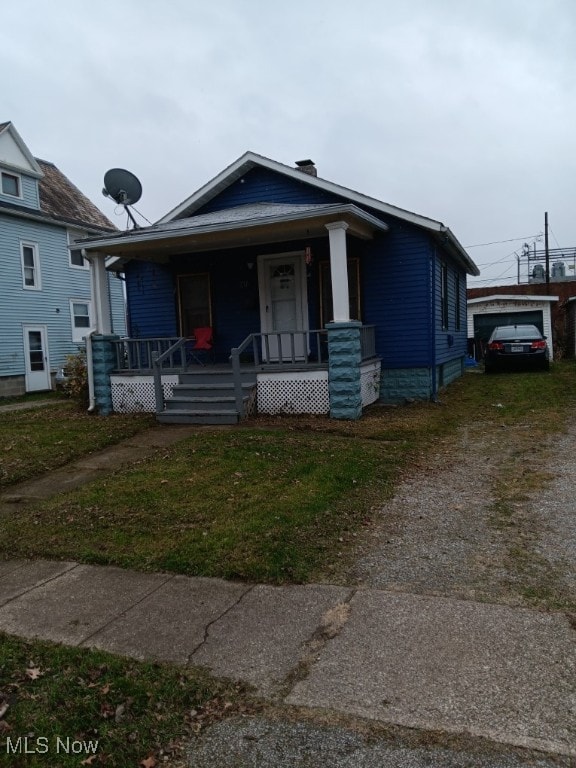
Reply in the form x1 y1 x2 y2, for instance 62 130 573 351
3 0 576 286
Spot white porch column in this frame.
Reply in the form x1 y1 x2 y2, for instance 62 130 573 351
326 221 350 322
88 250 112 335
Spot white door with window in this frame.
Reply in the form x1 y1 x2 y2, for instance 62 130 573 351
23 325 51 391
258 253 308 361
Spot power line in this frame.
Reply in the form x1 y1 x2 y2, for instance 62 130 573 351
469 262 518 286
548 226 562 250
465 234 542 248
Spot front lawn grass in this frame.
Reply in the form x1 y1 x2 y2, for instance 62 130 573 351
0 633 254 767
0 430 392 583
1 363 575 584
0 403 154 488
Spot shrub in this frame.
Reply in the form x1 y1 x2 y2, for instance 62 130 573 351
61 350 89 407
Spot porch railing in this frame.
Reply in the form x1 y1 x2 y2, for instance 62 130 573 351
230 326 377 418
151 337 189 413
360 325 377 360
114 325 377 417
112 337 183 371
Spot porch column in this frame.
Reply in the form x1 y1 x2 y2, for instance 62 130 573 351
326 320 362 420
326 221 350 322
88 250 112 335
90 334 119 415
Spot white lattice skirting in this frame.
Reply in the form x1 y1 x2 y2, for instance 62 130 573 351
257 361 381 415
360 360 381 406
110 362 381 416
111 375 178 413
257 370 330 415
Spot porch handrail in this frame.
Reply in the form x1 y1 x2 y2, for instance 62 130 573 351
112 337 182 372
152 337 188 413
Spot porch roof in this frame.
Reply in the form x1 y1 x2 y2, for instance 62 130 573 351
75 202 389 266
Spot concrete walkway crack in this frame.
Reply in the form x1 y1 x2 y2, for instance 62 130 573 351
79 573 177 647
186 584 256 665
278 587 357 700
0 561 80 609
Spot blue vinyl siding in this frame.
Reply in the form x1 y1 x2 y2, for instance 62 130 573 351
125 261 176 338
433 250 468 366
195 167 343 215
361 222 433 368
124 165 470 401
0 212 125 380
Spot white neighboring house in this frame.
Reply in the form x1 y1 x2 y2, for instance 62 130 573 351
0 121 126 396
467 294 558 360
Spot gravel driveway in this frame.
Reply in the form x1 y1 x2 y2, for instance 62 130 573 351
347 416 576 616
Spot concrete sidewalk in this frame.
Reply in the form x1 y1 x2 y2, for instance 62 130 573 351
0 559 574 757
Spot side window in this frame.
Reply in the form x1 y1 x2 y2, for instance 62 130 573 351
454 273 461 330
68 230 88 268
70 300 92 342
440 262 448 330
21 242 41 290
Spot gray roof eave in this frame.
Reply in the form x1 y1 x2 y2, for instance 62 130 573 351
0 201 114 234
468 294 559 304
75 203 389 252
436 226 480 277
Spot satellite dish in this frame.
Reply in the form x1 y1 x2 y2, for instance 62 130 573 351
102 168 142 206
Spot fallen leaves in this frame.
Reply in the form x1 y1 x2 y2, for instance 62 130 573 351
25 664 44 680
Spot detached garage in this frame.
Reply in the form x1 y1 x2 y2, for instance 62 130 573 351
467 295 558 361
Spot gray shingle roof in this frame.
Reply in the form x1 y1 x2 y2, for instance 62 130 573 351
36 159 115 232
152 202 342 232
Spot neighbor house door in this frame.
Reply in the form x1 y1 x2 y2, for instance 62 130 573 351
23 325 51 391
258 253 308 361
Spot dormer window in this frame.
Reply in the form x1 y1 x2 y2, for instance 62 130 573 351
1 171 21 197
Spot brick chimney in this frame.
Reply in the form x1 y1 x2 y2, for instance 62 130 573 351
295 159 317 177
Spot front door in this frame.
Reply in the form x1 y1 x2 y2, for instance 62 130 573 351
23 325 51 391
258 253 308 361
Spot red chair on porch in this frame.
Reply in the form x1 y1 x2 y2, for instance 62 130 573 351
188 326 214 366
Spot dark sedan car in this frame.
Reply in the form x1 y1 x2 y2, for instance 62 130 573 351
484 324 550 373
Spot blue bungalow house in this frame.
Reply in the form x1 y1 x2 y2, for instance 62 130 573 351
0 122 126 397
77 153 479 423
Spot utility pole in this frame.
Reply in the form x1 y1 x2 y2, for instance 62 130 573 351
545 211 550 287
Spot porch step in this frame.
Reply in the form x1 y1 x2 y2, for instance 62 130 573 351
157 367 256 425
171 382 254 399
179 369 257 386
165 396 249 413
157 410 241 425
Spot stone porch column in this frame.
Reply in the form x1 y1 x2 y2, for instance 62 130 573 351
90 334 119 415
326 320 362 420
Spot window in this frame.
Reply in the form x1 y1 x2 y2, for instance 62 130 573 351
177 274 212 336
1 171 21 197
454 273 461 330
440 262 449 330
68 230 87 268
70 300 92 342
21 242 41 290
319 258 361 326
